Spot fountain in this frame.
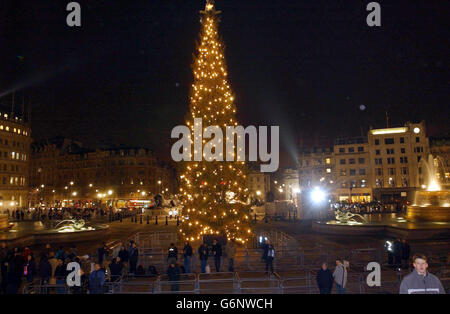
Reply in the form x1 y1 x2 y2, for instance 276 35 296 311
407 154 450 222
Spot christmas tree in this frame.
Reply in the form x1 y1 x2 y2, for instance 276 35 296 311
179 0 251 244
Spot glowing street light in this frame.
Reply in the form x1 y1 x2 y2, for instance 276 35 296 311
256 190 261 196
72 192 77 196
89 183 93 187
311 187 326 204
70 181 74 185
108 190 113 195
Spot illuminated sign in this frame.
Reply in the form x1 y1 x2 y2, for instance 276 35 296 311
370 127 407 135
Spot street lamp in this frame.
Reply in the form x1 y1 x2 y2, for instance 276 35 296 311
70 181 74 186
108 190 113 195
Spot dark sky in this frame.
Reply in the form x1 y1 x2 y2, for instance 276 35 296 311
0 0 448 166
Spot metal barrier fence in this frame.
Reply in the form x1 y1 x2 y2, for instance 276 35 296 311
22 269 413 294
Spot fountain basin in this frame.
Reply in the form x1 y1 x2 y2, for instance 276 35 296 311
407 190 450 222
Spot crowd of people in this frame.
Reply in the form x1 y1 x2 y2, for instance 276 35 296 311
4 207 110 222
332 201 407 215
0 237 445 294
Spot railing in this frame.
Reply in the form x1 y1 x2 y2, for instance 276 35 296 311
22 268 449 294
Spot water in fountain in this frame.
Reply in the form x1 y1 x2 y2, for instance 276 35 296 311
419 154 441 192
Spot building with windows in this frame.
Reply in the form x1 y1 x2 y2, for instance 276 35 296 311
297 121 434 203
247 164 271 203
297 147 335 192
30 137 176 208
0 110 32 209
333 136 371 202
368 121 429 201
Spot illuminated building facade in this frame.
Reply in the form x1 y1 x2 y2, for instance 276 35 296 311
297 147 335 191
0 110 32 209
30 137 176 207
334 136 372 202
298 121 433 203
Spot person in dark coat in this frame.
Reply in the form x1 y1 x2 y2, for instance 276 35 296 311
167 262 180 292
393 239 402 269
109 257 123 282
128 242 139 275
97 242 108 265
401 239 411 269
5 248 24 294
264 241 275 274
54 258 68 294
212 239 222 272
0 242 10 294
24 254 36 285
183 242 193 274
167 243 178 265
118 243 129 274
38 252 52 285
198 243 209 273
88 263 106 294
316 262 334 294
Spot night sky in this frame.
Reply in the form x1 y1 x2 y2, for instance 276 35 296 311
0 0 448 166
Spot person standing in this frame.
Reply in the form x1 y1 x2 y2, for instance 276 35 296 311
54 259 67 294
167 262 181 292
212 239 222 272
399 254 445 294
128 242 139 275
182 242 193 274
225 239 236 272
333 259 347 294
265 241 275 274
109 257 123 282
316 262 334 294
38 252 52 286
393 239 402 269
88 263 106 294
0 242 9 294
23 254 36 287
118 243 129 274
401 239 411 270
198 243 209 273
47 252 58 284
167 243 178 266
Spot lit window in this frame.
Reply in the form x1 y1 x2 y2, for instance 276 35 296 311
0 125 3 130
326 158 331 164
326 168 331 173
5 127 9 131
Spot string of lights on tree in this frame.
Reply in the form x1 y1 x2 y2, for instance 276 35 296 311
179 0 251 244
